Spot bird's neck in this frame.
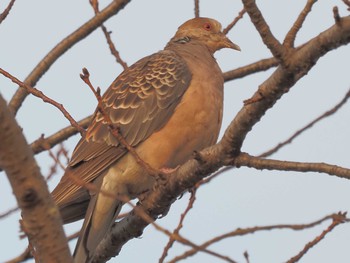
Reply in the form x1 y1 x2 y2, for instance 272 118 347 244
164 38 223 88
165 38 216 62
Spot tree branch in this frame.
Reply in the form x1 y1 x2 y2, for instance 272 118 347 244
30 115 91 155
235 153 350 180
90 0 128 70
259 87 350 157
0 67 85 135
8 0 131 115
0 0 16 24
223 57 278 81
194 0 200 18
286 212 348 263
223 8 246 35
169 212 345 263
242 0 287 61
283 0 318 47
0 94 72 263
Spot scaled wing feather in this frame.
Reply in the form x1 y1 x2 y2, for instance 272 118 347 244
52 50 192 216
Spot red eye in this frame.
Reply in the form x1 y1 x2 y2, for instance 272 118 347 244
203 23 212 31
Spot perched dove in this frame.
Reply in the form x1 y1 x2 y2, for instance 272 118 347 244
52 17 240 262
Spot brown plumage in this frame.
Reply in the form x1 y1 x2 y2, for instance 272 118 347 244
52 17 240 262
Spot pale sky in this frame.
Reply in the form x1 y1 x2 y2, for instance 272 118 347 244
1 1 350 262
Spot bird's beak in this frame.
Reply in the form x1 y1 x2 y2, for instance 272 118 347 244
221 34 241 51
223 36 241 51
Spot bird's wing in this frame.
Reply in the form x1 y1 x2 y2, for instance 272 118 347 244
52 50 192 209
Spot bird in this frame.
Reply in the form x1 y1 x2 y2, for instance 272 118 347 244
51 17 240 262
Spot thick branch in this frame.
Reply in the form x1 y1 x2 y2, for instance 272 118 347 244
91 16 350 262
8 0 131 115
0 94 72 263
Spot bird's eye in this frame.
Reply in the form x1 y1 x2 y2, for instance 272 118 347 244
203 23 212 31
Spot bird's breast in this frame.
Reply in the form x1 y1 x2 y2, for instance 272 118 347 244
136 55 224 169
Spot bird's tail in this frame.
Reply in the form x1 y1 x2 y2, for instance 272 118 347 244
73 192 122 263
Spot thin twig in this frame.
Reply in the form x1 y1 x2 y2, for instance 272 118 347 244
121 197 238 263
170 212 347 263
283 0 318 47
194 0 199 18
333 6 341 23
89 0 128 70
30 115 91 155
259 87 350 157
0 206 18 219
0 67 85 135
159 190 197 263
46 144 69 181
223 8 246 35
0 0 16 24
159 168 234 262
243 251 250 263
286 212 348 263
197 166 233 187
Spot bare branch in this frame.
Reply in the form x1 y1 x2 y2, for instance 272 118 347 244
0 94 73 262
333 6 341 23
0 206 18 219
226 16 350 156
223 57 278 82
223 8 246 35
242 0 287 61
30 115 91 155
159 190 197 263
259 87 350 157
0 67 85 135
8 0 131 115
170 212 347 263
235 153 350 180
283 0 318 47
194 0 200 18
89 0 128 70
243 251 250 263
287 212 348 263
0 0 16 24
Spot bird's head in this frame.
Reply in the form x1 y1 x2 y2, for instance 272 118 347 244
172 17 240 53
